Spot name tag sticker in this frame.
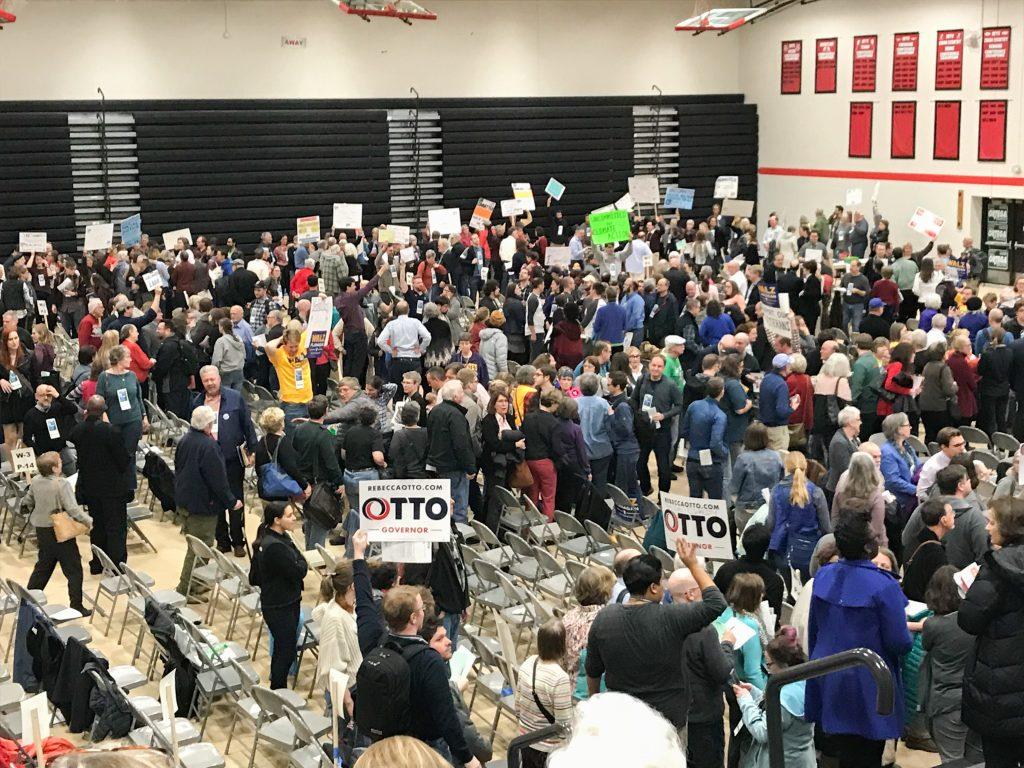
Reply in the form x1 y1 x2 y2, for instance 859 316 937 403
699 449 712 466
294 368 305 389
9 372 21 391
117 388 131 411
46 418 60 439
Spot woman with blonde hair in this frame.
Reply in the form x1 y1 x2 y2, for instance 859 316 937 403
766 451 831 585
354 736 451 768
95 328 121 370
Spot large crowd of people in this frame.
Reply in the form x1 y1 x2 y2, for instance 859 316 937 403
3 195 1023 768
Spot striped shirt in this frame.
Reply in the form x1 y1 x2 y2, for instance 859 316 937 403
514 656 573 752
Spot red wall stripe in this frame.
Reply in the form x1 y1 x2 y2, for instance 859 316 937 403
758 166 1024 187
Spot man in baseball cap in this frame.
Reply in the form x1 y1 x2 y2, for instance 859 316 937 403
860 298 891 339
760 353 798 450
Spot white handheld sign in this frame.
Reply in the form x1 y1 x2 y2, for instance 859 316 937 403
661 493 732 561
358 479 452 543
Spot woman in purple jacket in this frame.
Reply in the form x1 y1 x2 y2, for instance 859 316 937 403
806 514 913 768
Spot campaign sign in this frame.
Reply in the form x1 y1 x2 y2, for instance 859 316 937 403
713 176 739 199
664 187 695 210
661 493 732 561
296 215 321 244
359 479 452 543
590 209 631 245
332 203 362 231
470 199 496 230
120 214 142 246
19 232 46 253
628 175 660 204
908 207 944 241
545 177 566 200
84 222 114 251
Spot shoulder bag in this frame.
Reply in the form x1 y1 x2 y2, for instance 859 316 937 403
51 488 90 544
531 658 556 725
258 436 304 500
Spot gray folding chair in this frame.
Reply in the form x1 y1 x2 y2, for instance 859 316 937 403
959 425 991 449
583 520 616 569
552 512 591 561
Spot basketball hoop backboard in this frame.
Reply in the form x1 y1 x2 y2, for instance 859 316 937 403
675 8 766 32
329 0 437 22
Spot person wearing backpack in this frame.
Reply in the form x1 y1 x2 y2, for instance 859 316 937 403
153 315 198 419
354 582 481 768
249 501 308 689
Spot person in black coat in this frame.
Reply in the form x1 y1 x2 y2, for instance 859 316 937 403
959 496 1024 765
479 388 525 530
153 315 198 419
977 328 1013 437
646 278 679 348
250 501 309 689
69 395 132 575
191 366 258 556
173 406 240 596
22 383 78 473
795 262 823 336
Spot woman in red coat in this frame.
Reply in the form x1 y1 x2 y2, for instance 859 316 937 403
878 341 919 431
946 333 979 425
786 353 814 450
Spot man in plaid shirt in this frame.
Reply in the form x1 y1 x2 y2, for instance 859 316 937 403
248 281 280 334
318 243 348 296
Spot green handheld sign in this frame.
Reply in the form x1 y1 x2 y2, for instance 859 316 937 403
590 209 631 245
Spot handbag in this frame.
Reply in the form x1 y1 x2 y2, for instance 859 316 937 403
509 460 533 490
305 482 343 529
787 423 807 449
50 493 89 544
258 437 304 499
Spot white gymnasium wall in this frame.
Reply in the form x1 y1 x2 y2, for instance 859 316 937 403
738 0 1024 247
0 0 740 100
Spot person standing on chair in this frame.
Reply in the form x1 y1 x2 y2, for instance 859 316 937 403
191 366 257 558
250 501 309 690
173 405 242 597
70 395 132 575
25 451 93 616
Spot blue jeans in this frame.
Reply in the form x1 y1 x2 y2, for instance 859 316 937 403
442 611 461 647
220 369 244 392
685 459 724 500
443 471 470 524
614 450 641 501
842 303 864 336
281 402 309 437
343 468 379 557
304 516 330 552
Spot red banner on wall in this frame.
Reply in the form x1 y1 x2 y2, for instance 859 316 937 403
891 102 917 159
978 100 1008 161
849 102 873 158
781 40 802 94
981 27 1011 89
935 29 963 90
815 38 838 93
933 101 961 161
892 32 920 91
852 35 877 92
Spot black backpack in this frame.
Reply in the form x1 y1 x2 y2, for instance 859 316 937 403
176 337 200 378
354 640 430 741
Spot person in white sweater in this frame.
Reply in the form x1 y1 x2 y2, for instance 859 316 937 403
312 564 362 719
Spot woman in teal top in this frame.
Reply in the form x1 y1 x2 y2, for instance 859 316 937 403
95 345 147 493
734 626 815 768
724 572 769 768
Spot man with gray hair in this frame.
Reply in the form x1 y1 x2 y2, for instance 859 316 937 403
824 405 863 500
377 300 431 385
174 404 241 596
577 372 613 492
426 379 476 526
77 297 106 349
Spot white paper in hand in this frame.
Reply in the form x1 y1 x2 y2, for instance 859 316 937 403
721 616 757 648
449 645 476 685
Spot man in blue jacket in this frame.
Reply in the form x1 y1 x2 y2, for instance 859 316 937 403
191 365 258 556
760 353 798 451
620 278 646 347
592 285 628 352
680 377 728 500
174 405 241 596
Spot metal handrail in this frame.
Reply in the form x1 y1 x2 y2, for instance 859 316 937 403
764 647 893 768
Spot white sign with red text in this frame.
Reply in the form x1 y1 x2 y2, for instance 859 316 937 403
662 493 732 561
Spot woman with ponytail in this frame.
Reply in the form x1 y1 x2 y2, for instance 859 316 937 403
733 627 815 768
249 502 308 689
311 562 361 718
766 452 831 588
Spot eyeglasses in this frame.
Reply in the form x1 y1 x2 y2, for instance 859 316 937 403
628 354 641 359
